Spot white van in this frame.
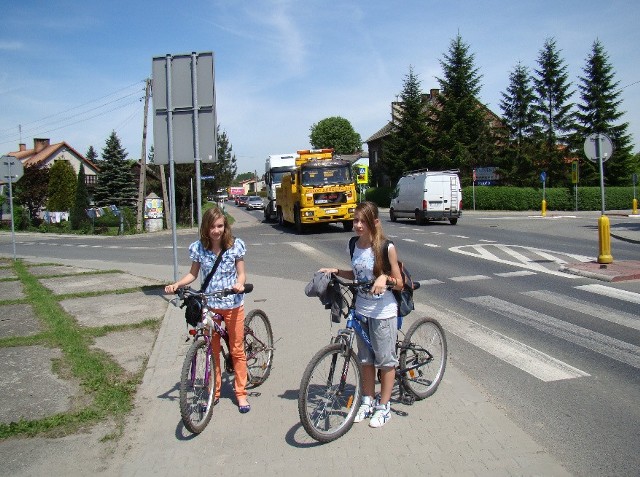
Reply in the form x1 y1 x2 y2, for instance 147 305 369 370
389 169 462 225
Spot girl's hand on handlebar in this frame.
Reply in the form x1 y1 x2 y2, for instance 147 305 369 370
371 275 388 296
165 284 178 294
230 282 245 293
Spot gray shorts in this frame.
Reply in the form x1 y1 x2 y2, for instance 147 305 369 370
355 314 398 369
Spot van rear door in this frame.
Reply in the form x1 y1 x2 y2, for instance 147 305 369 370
425 175 450 212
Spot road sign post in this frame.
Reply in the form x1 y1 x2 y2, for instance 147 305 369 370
1 155 24 260
540 171 547 217
632 173 638 215
584 133 613 264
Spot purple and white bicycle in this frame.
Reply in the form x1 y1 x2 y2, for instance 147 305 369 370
173 285 274 434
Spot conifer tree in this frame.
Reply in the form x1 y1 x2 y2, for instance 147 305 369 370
430 34 491 176
93 131 137 207
47 160 77 211
86 145 99 163
575 40 634 186
532 38 575 186
201 126 238 201
382 66 432 184
70 166 90 229
499 62 539 185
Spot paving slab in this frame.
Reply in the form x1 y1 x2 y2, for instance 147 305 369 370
0 346 81 425
562 259 640 282
0 303 41 338
0 267 16 279
40 272 160 295
59 290 168 327
0 280 24 300
27 265 100 277
92 328 157 375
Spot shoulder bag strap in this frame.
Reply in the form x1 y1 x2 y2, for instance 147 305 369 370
199 248 226 292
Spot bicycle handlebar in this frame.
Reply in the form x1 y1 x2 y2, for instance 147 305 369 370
175 283 254 300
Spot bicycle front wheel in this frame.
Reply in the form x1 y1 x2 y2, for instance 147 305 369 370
400 317 447 399
298 343 362 443
179 338 215 434
244 309 274 388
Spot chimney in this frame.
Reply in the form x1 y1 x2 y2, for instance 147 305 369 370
19 143 26 152
34 138 50 153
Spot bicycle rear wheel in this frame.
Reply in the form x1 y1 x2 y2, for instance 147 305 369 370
298 343 361 443
399 317 447 400
179 338 215 434
244 309 274 388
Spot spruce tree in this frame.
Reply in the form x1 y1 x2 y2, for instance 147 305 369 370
201 126 238 202
47 160 77 211
70 166 90 229
499 62 539 185
93 131 137 207
382 66 432 184
532 38 575 186
575 40 634 186
430 34 491 176
86 145 99 163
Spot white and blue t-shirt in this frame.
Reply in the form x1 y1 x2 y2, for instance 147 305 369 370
351 241 397 319
189 237 246 310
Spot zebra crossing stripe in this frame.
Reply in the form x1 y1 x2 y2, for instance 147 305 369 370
450 275 491 282
576 284 640 305
424 305 589 381
464 296 640 369
524 290 640 332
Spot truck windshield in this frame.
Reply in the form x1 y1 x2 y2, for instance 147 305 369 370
301 166 352 186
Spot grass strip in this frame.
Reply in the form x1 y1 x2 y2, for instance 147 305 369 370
0 261 139 439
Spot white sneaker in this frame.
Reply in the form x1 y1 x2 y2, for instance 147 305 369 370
369 402 391 428
354 396 373 423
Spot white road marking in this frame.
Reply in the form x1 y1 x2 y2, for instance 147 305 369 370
450 275 491 282
524 290 640 331
495 271 537 277
464 295 640 369
576 284 640 305
431 306 589 381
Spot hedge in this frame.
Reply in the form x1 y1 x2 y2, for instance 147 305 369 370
364 186 637 211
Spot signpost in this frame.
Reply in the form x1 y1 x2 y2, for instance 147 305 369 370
583 133 613 264
1 155 24 260
540 171 547 217
152 51 217 280
571 160 579 211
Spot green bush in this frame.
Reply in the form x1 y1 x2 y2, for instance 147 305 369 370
363 185 636 211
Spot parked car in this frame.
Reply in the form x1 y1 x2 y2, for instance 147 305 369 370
246 196 264 210
236 195 249 206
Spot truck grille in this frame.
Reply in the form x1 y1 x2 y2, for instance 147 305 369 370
314 192 347 205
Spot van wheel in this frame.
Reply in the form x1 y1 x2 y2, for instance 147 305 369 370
415 211 425 225
449 218 458 225
390 209 397 222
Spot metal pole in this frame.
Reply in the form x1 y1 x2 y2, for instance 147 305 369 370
192 52 202 229
597 134 605 215
166 55 179 281
8 170 16 260
190 178 194 228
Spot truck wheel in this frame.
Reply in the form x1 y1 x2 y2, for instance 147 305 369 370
415 211 425 225
342 220 353 232
449 217 458 225
277 208 285 226
390 209 397 222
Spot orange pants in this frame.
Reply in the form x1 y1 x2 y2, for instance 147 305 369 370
211 305 247 400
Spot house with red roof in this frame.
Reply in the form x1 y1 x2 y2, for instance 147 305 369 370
6 138 100 187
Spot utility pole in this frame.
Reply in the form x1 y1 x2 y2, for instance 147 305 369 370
136 78 152 232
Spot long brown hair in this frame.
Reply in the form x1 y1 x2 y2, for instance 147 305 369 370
200 206 234 251
355 201 388 276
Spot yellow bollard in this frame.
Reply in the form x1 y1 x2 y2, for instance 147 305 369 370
597 215 613 264
633 198 638 215
541 199 547 217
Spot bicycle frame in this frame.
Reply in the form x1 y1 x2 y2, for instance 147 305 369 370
333 280 433 404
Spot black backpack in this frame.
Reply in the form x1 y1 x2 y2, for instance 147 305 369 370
348 237 416 317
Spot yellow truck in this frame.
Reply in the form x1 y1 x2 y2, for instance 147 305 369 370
275 149 357 233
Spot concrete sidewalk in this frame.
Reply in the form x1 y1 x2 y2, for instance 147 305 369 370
0 256 570 476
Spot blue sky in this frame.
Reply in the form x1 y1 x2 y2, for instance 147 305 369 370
1 0 639 176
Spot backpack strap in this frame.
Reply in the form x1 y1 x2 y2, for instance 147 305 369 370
350 236 394 274
348 236 358 260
